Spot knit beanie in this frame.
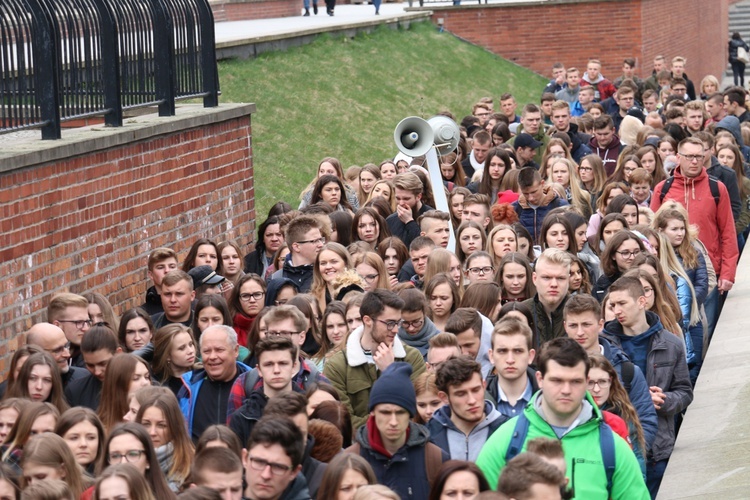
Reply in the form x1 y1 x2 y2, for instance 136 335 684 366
368 362 417 417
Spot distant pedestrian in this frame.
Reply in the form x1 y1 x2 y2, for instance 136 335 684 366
729 32 750 87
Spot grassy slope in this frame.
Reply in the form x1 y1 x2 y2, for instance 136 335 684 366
218 21 547 218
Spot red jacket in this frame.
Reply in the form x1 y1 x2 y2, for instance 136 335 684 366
602 410 632 448
651 167 738 282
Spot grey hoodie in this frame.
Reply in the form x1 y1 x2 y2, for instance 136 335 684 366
427 401 507 461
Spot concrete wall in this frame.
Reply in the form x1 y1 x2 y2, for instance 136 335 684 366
0 103 256 374
426 0 729 85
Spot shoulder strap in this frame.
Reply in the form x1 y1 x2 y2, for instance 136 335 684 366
598 420 616 496
620 361 635 391
424 443 444 485
504 414 530 462
243 370 260 397
708 176 721 205
659 176 675 203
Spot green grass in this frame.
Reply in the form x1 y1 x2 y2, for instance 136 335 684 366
218 21 547 218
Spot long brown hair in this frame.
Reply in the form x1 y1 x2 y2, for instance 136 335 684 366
22 433 90 496
3 402 59 461
98 354 151 431
6 352 68 413
317 453 377 500
55 407 106 468
152 324 197 381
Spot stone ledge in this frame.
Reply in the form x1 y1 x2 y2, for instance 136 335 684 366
0 103 256 174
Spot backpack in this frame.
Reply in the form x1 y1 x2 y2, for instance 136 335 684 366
659 175 721 205
244 361 321 396
348 441 444 486
505 412 616 496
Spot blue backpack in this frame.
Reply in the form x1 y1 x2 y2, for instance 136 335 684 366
504 413 616 496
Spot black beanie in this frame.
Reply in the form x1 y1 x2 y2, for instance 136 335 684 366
368 362 417 417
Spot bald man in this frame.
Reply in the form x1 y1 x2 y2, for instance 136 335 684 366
26 323 87 389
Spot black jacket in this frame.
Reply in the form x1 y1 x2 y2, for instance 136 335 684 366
243 248 267 275
269 255 315 293
385 203 434 250
64 372 102 410
301 437 327 499
141 286 164 316
707 156 742 221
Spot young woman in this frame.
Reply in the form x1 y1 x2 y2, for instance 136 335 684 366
357 164 382 206
631 255 684 333
512 223 536 261
424 274 460 333
635 146 667 188
592 213 628 256
287 295 323 357
428 461 491 500
135 393 194 492
152 325 197 397
463 251 495 285
95 463 156 500
311 242 352 312
345 296 364 334
438 152 467 190
55 407 106 476
6 352 68 414
118 308 154 353
98 423 175 499
229 274 266 348
578 154 607 208
470 148 511 201
243 216 285 276
1 346 42 399
460 282 502 323
539 138 573 179
314 302 349 370
569 255 592 295
657 136 678 163
311 175 354 213
98 354 152 431
317 453 378 500
376 237 409 281
379 160 398 181
0 399 29 445
586 182 630 242
423 249 463 291
412 372 443 425
550 158 593 219
21 433 90 497
366 180 396 212
608 154 642 184
605 193 640 229
486 224 518 268
353 252 390 292
495 252 535 304
218 241 245 286
329 211 354 247
716 143 750 239
181 239 219 273
301 158 360 210
194 425 243 460
592 231 645 302
85 293 119 331
456 221 486 264
539 213 577 254
192 294 240 354
2 402 60 472
587 355 647 476
351 208 390 250
448 187 471 229
0 464 18 500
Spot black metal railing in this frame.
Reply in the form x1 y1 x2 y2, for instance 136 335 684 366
0 0 219 140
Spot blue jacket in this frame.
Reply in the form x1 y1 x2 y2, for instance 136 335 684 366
512 189 569 243
716 115 750 164
427 401 508 461
599 337 658 449
178 361 251 436
678 252 708 307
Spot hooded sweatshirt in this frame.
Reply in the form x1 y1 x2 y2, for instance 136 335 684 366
588 134 622 176
581 73 617 101
602 312 663 376
651 166 738 282
512 187 569 243
715 115 750 163
397 316 440 359
427 401 508 461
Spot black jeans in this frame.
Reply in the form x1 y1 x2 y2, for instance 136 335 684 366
732 60 746 87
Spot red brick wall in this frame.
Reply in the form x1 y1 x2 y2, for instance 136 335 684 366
211 0 299 22
429 0 728 87
0 107 255 373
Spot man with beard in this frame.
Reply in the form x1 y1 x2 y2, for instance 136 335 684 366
386 172 434 249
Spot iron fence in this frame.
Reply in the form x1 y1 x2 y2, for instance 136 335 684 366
0 0 219 139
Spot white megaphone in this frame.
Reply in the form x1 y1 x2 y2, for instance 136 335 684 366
428 115 461 156
394 117 434 157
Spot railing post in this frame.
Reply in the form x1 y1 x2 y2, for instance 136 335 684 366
93 0 123 127
26 0 61 139
194 0 219 107
150 0 177 116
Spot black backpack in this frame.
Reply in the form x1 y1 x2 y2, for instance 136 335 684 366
658 175 721 205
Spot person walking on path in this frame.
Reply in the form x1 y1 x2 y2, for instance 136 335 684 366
729 32 750 87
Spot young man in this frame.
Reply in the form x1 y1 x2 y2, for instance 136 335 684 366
555 67 580 104
670 56 696 101
723 86 750 123
580 59 617 101
642 89 659 113
418 210 451 249
540 93 555 126
461 194 493 232
485 317 538 418
64 326 122 410
513 133 542 170
425 333 461 373
347 363 448 498
243 418 306 500
408 236 436 288
610 86 636 132
477 337 649 498
509 104 549 165
25 323 87 393
563 294 658 450
386 172 434 249
47 292 91 368
497 453 566 500
643 55 666 93
142 247 178 316
444 308 492 378
705 92 727 125
269 215 324 293
602 277 693 497
152 270 196 329
428 357 506 461
187 265 226 300
397 289 439 359
670 77 689 100
324 290 426 429
512 168 568 243
228 337 300 449
549 100 592 163
500 92 520 124
191 447 244 500
472 102 491 127
588 115 622 176
179 325 251 440
461 131 492 179
613 58 643 91
521 249 571 349
573 85 595 117
543 62 567 95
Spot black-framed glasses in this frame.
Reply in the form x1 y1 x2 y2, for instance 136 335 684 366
401 318 424 330
296 237 325 246
468 266 494 275
587 379 611 390
247 456 293 476
680 154 704 162
49 342 71 355
267 330 302 338
360 273 379 284
57 319 92 329
375 319 403 331
108 450 145 463
615 250 641 259
240 292 265 302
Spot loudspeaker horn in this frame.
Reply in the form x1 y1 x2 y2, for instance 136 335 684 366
428 115 460 156
394 117 434 157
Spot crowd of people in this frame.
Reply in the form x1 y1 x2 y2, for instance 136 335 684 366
3 53 747 500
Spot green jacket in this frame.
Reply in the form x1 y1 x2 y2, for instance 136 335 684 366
476 392 649 499
323 326 426 430
507 124 551 166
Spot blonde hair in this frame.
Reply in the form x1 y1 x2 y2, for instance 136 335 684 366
549 157 592 218
22 433 89 497
366 180 396 211
47 293 88 323
352 252 390 291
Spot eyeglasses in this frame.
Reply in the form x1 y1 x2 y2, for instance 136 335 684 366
468 266 494 275
587 379 611 390
375 319 403 330
240 292 265 302
57 319 92 329
109 450 145 463
49 342 72 356
401 318 424 330
267 330 302 338
643 286 654 297
578 166 593 172
296 237 325 246
680 154 704 162
615 250 641 259
247 456 293 476
360 274 379 284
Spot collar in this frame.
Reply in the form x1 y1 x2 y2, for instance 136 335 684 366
346 326 407 367
496 377 533 404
